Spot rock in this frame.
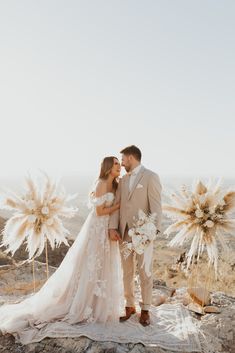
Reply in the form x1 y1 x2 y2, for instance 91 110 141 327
187 302 204 315
182 295 191 306
188 303 221 315
0 261 234 353
204 305 221 314
166 265 178 278
199 300 235 353
152 294 166 306
175 251 186 265
0 240 74 268
152 284 175 298
211 291 235 307
153 279 167 287
0 256 15 266
0 261 57 298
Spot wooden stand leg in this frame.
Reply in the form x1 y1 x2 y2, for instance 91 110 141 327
32 258 36 292
45 239 49 280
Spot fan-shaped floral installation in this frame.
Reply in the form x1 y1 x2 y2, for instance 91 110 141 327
163 180 235 277
0 173 78 283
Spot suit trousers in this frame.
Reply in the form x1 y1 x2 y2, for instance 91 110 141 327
120 227 153 311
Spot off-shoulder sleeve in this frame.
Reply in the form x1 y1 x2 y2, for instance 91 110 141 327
90 194 107 206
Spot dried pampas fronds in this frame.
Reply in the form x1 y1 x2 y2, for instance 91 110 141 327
0 173 78 259
163 180 235 277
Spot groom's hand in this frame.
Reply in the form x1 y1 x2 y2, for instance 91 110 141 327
109 229 121 241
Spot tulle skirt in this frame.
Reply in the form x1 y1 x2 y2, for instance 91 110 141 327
0 210 123 339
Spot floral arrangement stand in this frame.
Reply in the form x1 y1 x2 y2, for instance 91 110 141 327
0 173 78 291
163 179 235 313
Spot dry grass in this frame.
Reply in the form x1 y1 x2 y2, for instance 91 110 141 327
0 280 45 295
152 238 235 296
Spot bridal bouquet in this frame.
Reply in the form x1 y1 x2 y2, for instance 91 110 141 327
0 173 78 260
164 180 235 277
122 210 157 277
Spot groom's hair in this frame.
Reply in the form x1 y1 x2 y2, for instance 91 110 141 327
120 145 142 161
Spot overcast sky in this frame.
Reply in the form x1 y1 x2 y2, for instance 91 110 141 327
0 1 234 179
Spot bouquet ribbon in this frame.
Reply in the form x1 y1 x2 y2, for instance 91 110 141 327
141 240 154 277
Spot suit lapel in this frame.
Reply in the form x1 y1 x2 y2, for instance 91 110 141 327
121 174 129 200
128 167 145 200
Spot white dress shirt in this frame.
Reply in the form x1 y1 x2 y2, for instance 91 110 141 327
128 164 142 191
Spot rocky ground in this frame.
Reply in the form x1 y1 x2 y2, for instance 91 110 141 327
0 335 211 353
0 261 234 353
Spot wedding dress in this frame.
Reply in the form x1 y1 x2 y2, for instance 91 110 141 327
0 192 203 352
0 192 123 341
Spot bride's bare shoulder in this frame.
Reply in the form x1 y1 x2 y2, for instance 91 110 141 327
95 179 107 198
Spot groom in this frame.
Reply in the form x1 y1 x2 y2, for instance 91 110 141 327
109 145 162 326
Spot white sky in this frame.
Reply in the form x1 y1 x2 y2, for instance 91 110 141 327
0 1 235 179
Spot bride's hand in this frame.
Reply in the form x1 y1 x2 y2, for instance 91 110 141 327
109 229 121 241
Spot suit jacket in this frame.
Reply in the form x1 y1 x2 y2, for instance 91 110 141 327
109 166 162 237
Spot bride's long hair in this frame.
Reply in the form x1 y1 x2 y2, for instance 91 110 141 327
99 156 119 191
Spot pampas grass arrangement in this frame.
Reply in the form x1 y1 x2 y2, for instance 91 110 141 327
0 173 78 272
163 180 235 277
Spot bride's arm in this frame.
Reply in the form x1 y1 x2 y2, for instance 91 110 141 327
96 203 120 216
95 181 120 216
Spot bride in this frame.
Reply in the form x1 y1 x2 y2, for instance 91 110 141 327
0 156 123 341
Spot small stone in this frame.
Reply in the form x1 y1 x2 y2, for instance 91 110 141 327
188 302 205 315
153 279 167 287
166 266 178 278
182 296 191 306
152 294 166 306
204 306 221 314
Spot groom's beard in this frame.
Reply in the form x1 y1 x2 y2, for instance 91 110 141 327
123 166 130 173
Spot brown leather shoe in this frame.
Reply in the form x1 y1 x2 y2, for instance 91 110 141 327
139 310 150 326
119 306 136 322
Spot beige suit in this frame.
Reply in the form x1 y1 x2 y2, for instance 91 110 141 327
109 166 162 310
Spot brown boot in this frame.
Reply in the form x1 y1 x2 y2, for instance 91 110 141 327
139 310 150 326
119 306 136 322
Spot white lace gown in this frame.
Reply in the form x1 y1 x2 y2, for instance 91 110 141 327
0 192 123 342
0 193 203 352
